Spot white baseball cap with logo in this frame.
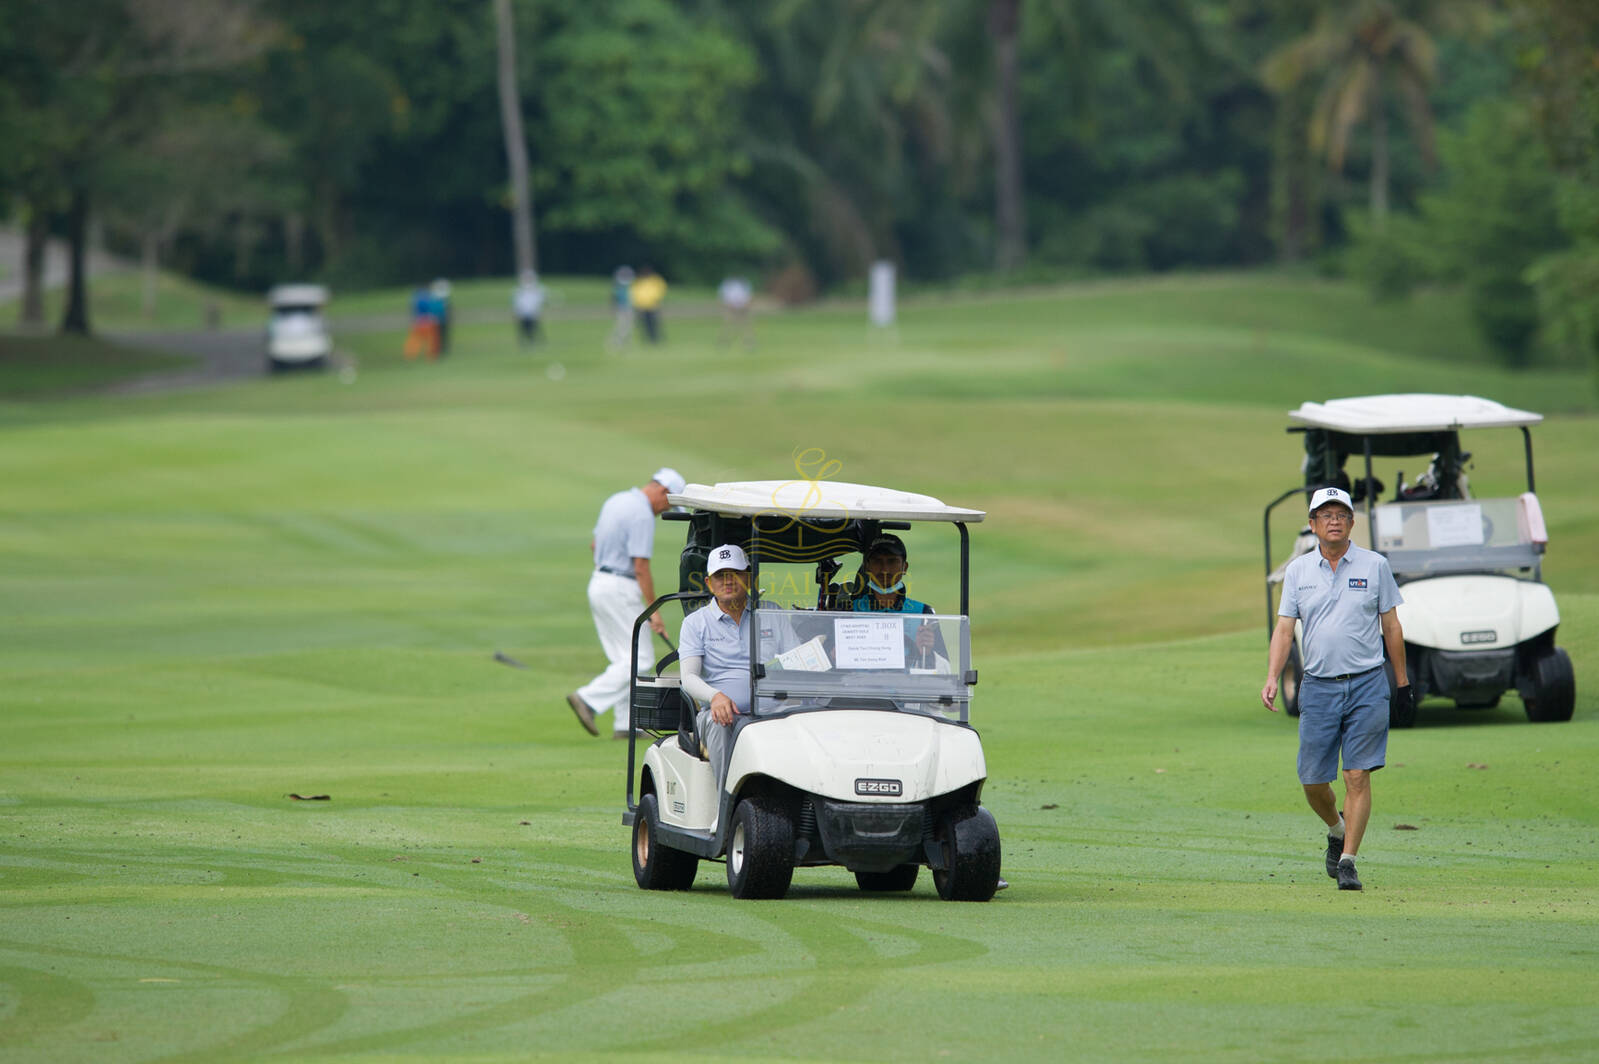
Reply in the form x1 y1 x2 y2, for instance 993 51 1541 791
652 467 687 496
706 543 749 575
1308 486 1355 516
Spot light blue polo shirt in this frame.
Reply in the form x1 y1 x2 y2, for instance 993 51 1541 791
1279 543 1403 677
678 602 795 714
591 488 654 573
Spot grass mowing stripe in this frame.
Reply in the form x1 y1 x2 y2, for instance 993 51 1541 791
3 273 1598 1062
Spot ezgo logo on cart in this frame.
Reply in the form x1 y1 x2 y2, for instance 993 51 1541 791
855 778 902 796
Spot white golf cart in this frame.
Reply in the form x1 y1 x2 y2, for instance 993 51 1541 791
622 480 1001 900
1264 394 1574 726
266 283 332 372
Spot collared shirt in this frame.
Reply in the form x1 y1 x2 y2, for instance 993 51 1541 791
678 600 796 714
1279 542 1403 677
591 488 654 573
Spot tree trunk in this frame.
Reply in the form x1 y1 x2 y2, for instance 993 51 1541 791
284 211 305 275
59 187 91 336
20 206 47 328
494 0 537 277
990 0 1026 272
1271 89 1317 263
1369 69 1389 229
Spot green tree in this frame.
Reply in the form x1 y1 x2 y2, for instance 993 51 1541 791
527 1 777 276
0 0 270 334
1348 99 1563 363
1513 0 1599 383
1262 0 1463 229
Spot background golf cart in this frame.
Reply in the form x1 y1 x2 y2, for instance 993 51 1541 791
265 284 332 372
623 480 1002 900
1263 394 1574 727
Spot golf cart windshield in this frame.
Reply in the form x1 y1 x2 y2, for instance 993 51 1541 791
752 605 972 722
1373 495 1545 579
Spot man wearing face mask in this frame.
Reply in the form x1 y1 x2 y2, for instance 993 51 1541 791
848 533 1006 890
850 534 945 668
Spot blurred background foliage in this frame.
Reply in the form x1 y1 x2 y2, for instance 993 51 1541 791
1 0 1596 374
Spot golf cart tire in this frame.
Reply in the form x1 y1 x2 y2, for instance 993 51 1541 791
1281 643 1303 718
1524 647 1575 723
933 806 1001 902
633 794 698 891
726 795 795 900
855 864 920 892
1385 659 1416 729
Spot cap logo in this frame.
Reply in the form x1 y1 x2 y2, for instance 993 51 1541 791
719 549 731 559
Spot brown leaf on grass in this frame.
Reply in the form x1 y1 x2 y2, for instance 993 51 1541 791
287 793 330 801
1394 823 1419 831
1466 763 1489 770
1040 803 1058 810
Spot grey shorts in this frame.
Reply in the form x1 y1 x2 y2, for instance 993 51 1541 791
1297 667 1389 784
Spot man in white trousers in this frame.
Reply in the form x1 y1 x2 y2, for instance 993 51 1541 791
567 467 687 738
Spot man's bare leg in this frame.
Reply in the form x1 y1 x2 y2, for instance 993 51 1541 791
1340 769 1372 856
1302 781 1339 829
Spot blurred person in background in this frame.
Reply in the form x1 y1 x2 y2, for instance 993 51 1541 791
630 265 667 344
717 275 754 350
512 270 546 347
431 278 453 356
403 283 440 361
608 266 635 350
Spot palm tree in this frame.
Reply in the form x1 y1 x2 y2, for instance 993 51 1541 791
1262 0 1443 229
493 0 537 277
978 0 1206 271
988 0 1025 271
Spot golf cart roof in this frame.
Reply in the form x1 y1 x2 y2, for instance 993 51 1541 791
268 283 329 307
1288 394 1542 435
671 481 985 523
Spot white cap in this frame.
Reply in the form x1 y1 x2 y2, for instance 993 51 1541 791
706 543 749 575
1308 486 1355 516
652 467 686 496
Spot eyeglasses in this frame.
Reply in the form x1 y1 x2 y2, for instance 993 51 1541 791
1313 511 1352 523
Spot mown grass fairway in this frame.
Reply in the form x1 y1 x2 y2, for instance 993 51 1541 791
3 274 1598 1062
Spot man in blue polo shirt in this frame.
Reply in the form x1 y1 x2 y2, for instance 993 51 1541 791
1262 486 1412 891
679 544 796 803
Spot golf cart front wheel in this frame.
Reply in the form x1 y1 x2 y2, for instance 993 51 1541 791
726 795 795 899
633 793 698 891
933 806 1001 902
855 864 919 892
1524 647 1575 723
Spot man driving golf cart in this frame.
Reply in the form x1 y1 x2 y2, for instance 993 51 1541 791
623 480 1002 901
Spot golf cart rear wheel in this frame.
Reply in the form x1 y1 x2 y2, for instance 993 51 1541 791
726 795 794 900
933 806 1001 902
1281 643 1302 718
1524 647 1575 723
855 864 919 892
633 793 698 891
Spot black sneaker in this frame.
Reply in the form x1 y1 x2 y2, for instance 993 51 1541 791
1326 834 1343 879
1336 858 1363 891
